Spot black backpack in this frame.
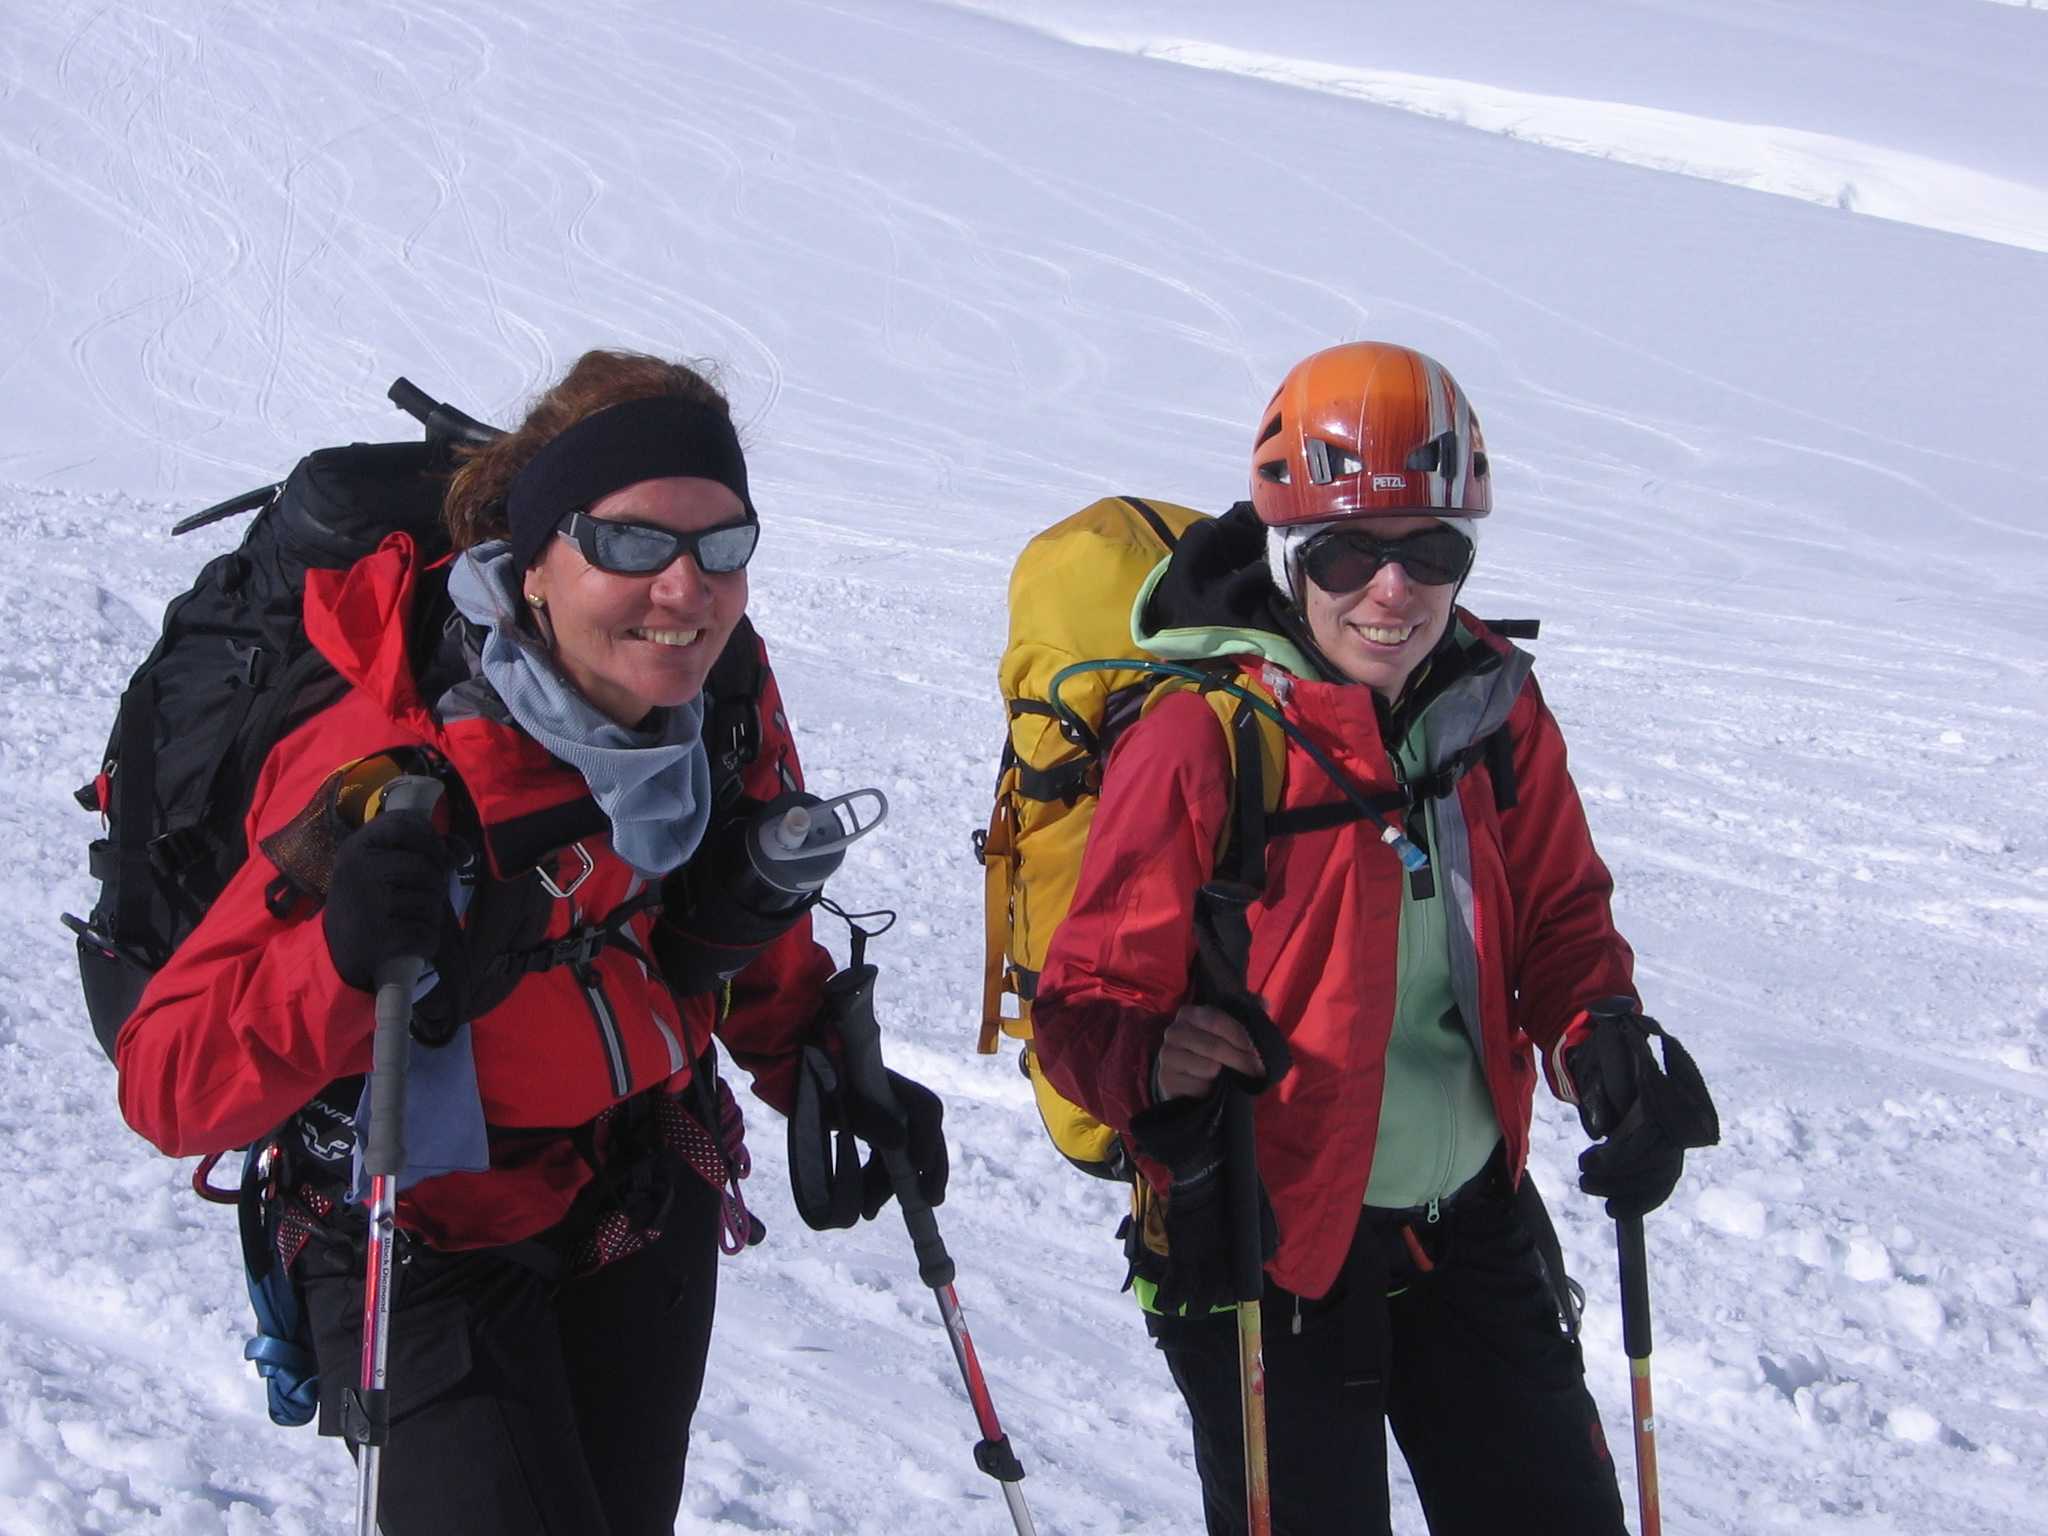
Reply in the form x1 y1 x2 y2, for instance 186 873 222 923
64 381 498 1059
67 379 777 1064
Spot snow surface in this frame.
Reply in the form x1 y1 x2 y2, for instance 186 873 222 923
2 1 2046 1532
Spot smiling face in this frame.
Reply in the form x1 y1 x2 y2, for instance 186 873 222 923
1299 515 1464 701
523 476 750 726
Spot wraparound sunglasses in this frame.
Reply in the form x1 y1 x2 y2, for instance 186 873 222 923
557 509 759 576
1300 524 1473 593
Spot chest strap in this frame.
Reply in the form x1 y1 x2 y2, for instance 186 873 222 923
1262 724 1515 841
494 886 664 978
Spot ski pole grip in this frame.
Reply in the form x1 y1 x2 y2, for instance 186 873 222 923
826 965 957 1289
364 776 444 1180
1617 1214 1653 1360
1224 1086 1264 1304
886 1147 956 1290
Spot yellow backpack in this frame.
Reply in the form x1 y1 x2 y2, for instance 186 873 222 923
975 496 1287 1180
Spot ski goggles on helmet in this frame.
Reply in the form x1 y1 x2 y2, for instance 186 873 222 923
1300 524 1473 594
557 509 759 577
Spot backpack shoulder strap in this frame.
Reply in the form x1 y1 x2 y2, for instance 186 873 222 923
1117 494 1183 550
704 616 764 807
1219 695 1268 890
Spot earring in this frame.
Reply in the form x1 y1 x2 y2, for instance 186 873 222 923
526 591 547 610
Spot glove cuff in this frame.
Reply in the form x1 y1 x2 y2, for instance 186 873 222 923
1129 1092 1225 1175
1548 1010 1595 1104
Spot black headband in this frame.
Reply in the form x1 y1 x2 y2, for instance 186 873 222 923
505 395 755 571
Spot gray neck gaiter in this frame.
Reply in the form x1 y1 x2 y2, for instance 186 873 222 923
445 543 713 879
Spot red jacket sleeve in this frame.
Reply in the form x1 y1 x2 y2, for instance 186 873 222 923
1030 690 1235 1135
709 641 837 1115
115 737 376 1156
1494 674 1638 1085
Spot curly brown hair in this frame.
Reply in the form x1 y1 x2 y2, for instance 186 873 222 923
443 349 732 551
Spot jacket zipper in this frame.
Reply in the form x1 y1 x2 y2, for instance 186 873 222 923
573 959 632 1098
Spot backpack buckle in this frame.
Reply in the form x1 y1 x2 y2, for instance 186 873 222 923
539 925 607 971
230 641 272 689
1405 763 1459 808
729 709 760 770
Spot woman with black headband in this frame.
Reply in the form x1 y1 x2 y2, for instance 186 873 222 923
116 350 947 1534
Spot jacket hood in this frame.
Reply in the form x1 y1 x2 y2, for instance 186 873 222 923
1134 502 1321 677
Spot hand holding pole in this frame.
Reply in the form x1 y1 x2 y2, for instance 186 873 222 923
352 774 444 1536
826 965 1036 1536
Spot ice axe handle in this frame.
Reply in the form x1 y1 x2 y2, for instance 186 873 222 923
386 377 503 447
825 964 956 1289
363 775 444 1180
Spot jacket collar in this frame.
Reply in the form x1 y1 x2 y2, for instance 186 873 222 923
1247 619 1530 789
303 534 606 875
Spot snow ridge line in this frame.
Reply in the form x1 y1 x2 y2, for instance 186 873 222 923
977 23 2048 257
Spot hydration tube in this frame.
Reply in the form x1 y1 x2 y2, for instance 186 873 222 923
1046 659 1428 871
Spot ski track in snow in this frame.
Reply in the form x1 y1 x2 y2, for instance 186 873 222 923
3 1 2048 1532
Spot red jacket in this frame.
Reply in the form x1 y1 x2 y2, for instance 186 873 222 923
1032 626 1636 1298
116 535 833 1249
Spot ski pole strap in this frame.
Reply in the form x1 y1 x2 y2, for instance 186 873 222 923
826 964 956 1287
788 1042 864 1231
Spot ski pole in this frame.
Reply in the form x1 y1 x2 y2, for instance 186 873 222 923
1224 1086 1273 1536
1616 1214 1661 1536
347 774 444 1536
826 964 1037 1536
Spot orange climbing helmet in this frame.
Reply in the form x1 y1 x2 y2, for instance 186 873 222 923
1249 342 1492 527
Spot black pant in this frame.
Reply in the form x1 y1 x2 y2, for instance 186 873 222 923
299 1172 722 1536
1149 1165 1626 1536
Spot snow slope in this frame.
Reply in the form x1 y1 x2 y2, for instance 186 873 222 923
2 1 2045 1531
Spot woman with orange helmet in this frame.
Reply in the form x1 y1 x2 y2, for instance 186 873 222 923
1032 342 1718 1533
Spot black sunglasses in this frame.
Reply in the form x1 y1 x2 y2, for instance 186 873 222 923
557 509 759 576
1300 524 1473 594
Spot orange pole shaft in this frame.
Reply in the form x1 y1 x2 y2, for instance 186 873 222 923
1238 1300 1273 1536
1630 1356 1661 1536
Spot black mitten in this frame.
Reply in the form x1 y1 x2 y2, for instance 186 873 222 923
321 812 453 994
1564 1003 1720 1219
844 1068 949 1219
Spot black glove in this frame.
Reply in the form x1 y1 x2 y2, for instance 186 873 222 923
843 1068 949 1219
322 811 455 995
1130 1087 1276 1315
1563 1002 1720 1219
